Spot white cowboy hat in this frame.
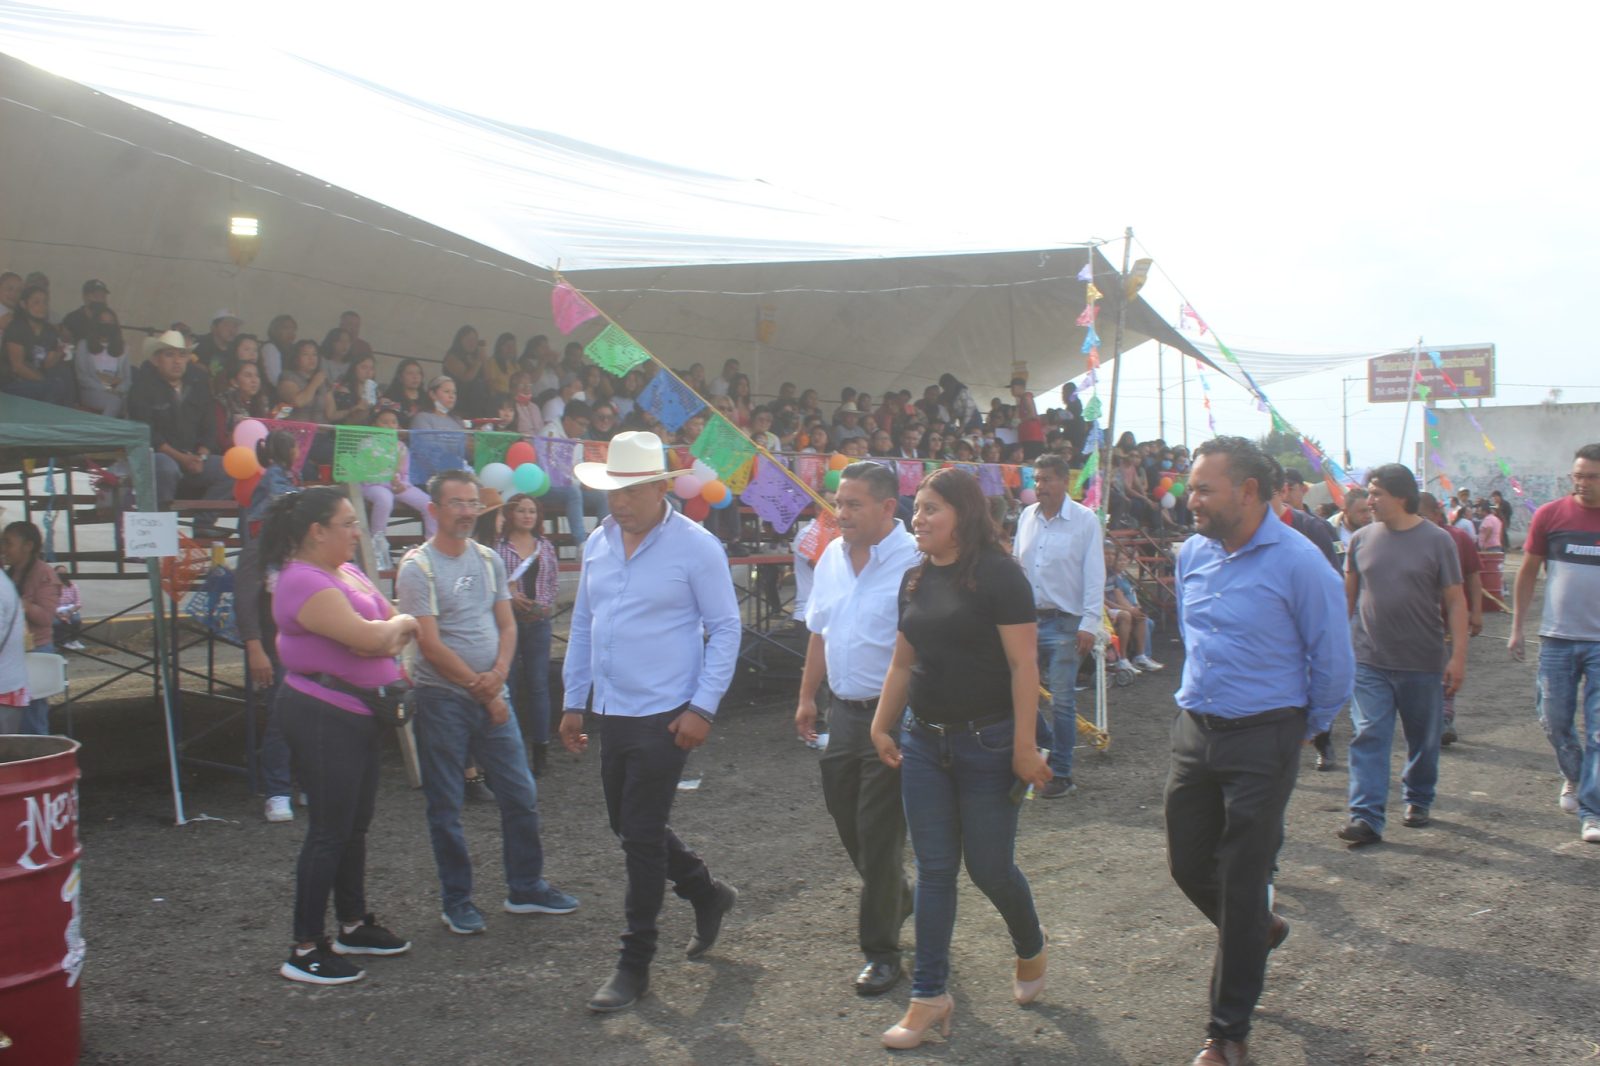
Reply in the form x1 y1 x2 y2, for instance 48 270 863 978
574 431 675 491
141 329 191 359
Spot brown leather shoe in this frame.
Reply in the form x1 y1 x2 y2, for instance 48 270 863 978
1192 1037 1253 1065
1267 914 1290 952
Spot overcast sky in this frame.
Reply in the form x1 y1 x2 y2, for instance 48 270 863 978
48 2 1600 467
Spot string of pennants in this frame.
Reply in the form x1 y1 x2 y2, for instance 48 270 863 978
1418 351 1535 514
1071 261 1106 509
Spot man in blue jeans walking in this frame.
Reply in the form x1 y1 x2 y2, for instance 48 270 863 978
1012 454 1104 797
398 469 577 935
1339 463 1468 846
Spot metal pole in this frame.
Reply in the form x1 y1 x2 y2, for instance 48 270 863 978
1342 377 1350 469
1104 226 1133 451
1180 354 1189 447
1396 336 1423 463
1157 343 1166 440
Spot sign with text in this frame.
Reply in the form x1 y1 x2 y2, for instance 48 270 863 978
1367 344 1495 404
121 512 179 558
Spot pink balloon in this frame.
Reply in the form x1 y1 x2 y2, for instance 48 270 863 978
1019 488 1038 505
233 418 268 450
673 474 704 500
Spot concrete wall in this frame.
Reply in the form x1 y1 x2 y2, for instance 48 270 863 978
1433 402 1598 527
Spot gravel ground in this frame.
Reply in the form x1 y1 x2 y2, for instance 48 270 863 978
57 600 1600 1066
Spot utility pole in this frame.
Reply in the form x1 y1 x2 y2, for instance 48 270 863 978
1181 356 1189 448
1397 336 1423 463
1104 226 1133 451
1341 375 1362 469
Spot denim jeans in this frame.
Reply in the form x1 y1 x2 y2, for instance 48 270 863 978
1034 614 1083 780
1536 638 1600 820
900 712 1043 999
1347 664 1443 833
277 687 381 942
514 618 553 747
599 708 717 974
151 452 234 515
415 686 549 910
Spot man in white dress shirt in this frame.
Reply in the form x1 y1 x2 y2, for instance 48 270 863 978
1013 454 1105 797
795 462 921 995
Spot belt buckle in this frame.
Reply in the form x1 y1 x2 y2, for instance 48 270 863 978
919 717 948 735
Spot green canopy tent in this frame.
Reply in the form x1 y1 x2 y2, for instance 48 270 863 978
0 393 187 824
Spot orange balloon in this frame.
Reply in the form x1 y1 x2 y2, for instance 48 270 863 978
700 479 729 505
223 445 261 480
828 452 851 471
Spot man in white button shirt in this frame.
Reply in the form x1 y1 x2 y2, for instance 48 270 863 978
795 462 921 996
1013 454 1105 797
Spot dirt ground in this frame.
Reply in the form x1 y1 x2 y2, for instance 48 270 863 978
59 598 1599 1066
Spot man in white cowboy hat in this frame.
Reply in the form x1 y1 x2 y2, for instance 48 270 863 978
559 431 743 1014
125 329 234 531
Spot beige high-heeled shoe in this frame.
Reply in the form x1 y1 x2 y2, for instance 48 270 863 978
881 993 955 1049
1013 930 1048 1005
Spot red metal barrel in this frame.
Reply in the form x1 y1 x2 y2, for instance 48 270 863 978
0 736 84 1066
1480 551 1506 613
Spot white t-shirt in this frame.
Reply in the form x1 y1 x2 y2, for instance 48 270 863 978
0 579 27 697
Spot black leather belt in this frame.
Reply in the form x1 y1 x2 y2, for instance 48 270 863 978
1186 706 1305 732
1036 608 1063 619
835 696 879 712
910 711 1012 735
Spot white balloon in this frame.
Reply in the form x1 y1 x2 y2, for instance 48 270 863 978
691 459 717 482
1161 492 1177 509
480 462 515 492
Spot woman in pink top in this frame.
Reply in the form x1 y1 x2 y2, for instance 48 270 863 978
261 486 418 987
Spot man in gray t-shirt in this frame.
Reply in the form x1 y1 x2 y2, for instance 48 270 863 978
1339 464 1469 845
397 470 576 934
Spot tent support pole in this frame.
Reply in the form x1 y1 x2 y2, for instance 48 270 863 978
148 559 187 826
1180 353 1189 448
1104 226 1134 451
1157 343 1165 441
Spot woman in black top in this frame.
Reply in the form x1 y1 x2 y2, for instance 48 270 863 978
1 284 72 406
869 467 1051 1049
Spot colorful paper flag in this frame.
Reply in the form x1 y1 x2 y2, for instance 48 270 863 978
1077 263 1094 282
689 416 757 480
472 431 521 473
584 323 652 377
1072 450 1100 492
540 438 578 489
637 369 706 432
332 425 399 484
897 460 923 497
796 510 840 563
739 457 811 534
1083 396 1102 421
261 419 317 475
408 430 469 486
1081 327 1101 354
551 282 601 334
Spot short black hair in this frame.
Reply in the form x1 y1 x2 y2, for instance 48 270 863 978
1191 435 1275 503
840 461 898 501
1283 468 1307 486
563 399 593 421
1032 454 1072 479
1576 443 1600 462
1367 463 1420 514
427 468 479 504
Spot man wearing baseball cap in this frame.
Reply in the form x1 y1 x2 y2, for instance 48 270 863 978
559 431 742 1013
61 279 111 344
193 309 242 372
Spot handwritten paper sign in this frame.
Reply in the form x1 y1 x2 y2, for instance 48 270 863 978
122 512 180 558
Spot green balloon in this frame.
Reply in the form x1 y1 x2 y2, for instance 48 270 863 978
1171 479 1186 497
823 469 842 491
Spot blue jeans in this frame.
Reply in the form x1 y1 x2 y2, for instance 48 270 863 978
514 618 553 747
1536 638 1600 820
900 712 1043 998
558 483 609 541
1347 664 1443 833
415 686 549 910
1035 614 1083 780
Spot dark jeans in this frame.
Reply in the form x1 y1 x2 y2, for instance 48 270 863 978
820 698 910 965
278 687 381 942
1164 707 1306 1042
514 618 553 747
260 659 292 798
900 713 1043 999
415 686 549 910
599 708 718 974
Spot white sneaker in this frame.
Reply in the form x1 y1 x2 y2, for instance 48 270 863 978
1560 780 1579 815
265 795 294 823
1583 819 1600 844
1133 655 1164 672
63 640 87 651
1114 659 1139 675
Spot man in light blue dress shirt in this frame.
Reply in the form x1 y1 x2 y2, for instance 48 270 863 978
795 462 921 996
1165 436 1354 1066
1012 454 1105 796
558 432 743 1014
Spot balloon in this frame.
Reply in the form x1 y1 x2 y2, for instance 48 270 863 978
682 495 710 521
513 463 549 495
479 488 503 509
233 471 261 508
823 469 842 491
710 490 734 510
1021 467 1036 489
828 452 851 471
479 462 515 492
223 445 261 480
1162 492 1177 509
1019 488 1038 505
1158 476 1174 495
673 474 704 500
1170 480 1186 497
691 459 717 482
700 480 729 505
505 441 537 468
233 418 268 451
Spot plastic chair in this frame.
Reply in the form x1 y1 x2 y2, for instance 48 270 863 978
25 652 69 734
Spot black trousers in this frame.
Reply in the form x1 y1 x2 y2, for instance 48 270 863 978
278 687 382 943
819 697 912 965
1164 707 1305 1042
599 708 718 974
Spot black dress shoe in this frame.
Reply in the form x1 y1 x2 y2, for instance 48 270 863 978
686 880 738 959
587 968 649 1013
854 960 903 996
1402 804 1430 827
1336 818 1382 846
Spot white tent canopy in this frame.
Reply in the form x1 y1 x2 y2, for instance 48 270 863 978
0 7 1202 400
